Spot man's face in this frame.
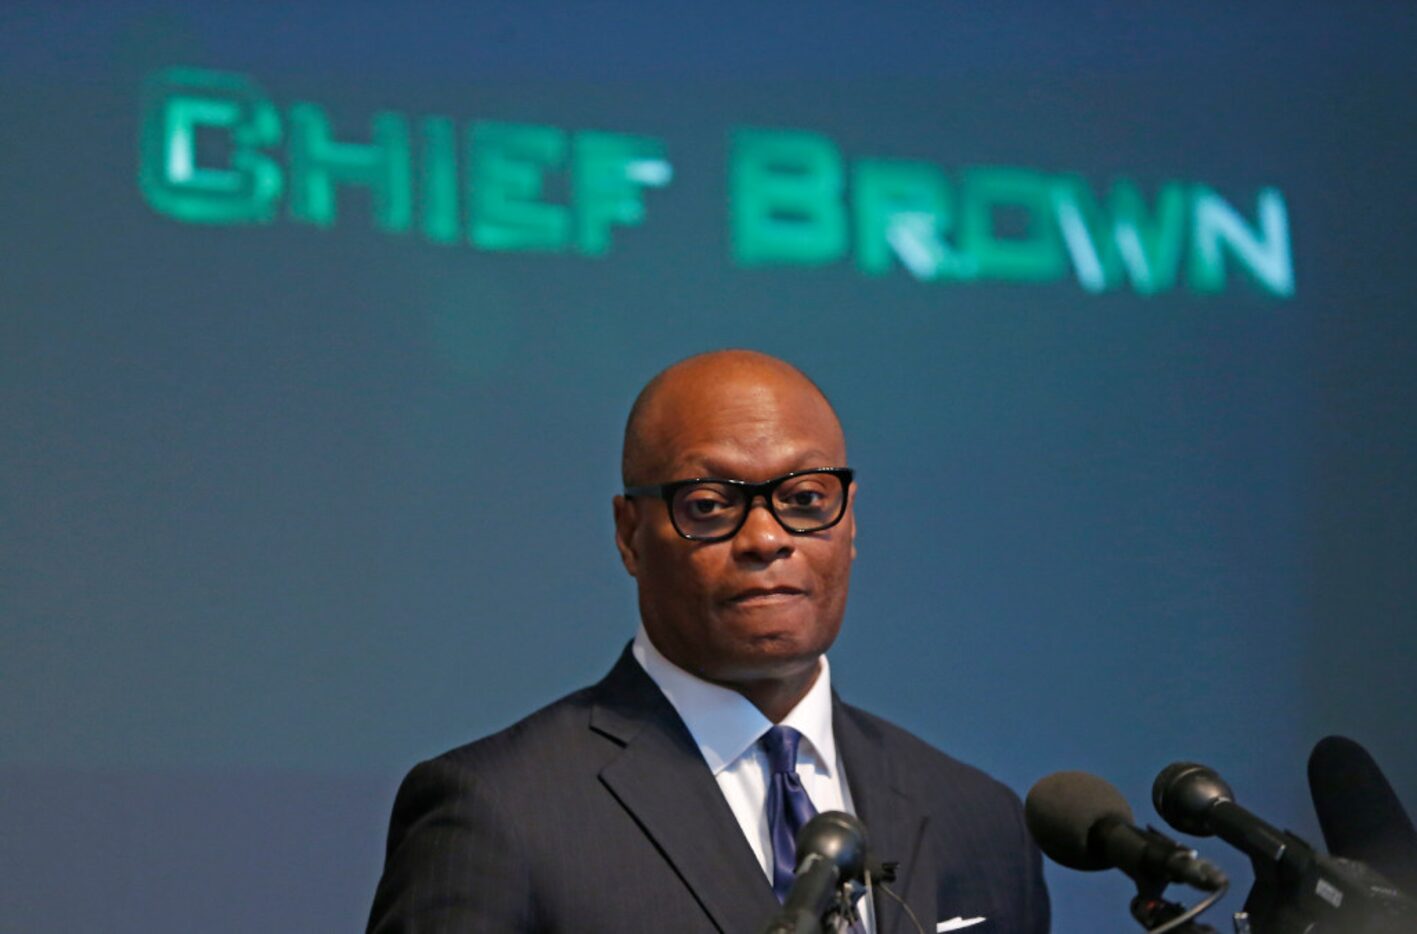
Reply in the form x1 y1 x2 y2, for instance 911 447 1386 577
613 367 856 688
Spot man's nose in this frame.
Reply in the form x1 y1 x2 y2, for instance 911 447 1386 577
731 496 793 562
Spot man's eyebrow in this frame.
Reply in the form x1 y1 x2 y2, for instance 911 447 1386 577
666 449 839 479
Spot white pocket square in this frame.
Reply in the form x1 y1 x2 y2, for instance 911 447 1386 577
937 918 986 933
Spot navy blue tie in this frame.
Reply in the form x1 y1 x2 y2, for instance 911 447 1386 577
762 725 819 902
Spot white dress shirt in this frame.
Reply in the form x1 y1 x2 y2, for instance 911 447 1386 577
632 625 876 932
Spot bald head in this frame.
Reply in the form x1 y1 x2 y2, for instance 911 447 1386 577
622 350 844 485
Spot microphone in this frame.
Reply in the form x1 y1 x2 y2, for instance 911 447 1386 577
1153 762 1293 859
1154 761 1417 933
759 811 869 934
1024 771 1226 891
1309 735 1417 895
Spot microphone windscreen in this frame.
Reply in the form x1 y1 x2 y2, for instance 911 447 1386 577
795 811 868 881
1024 771 1134 871
1308 735 1417 894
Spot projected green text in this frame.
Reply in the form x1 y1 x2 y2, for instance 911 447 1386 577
731 130 1293 297
140 68 670 256
140 67 1294 297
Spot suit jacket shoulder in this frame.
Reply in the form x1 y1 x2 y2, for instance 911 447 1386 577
839 700 1028 823
835 700 1050 934
368 651 782 933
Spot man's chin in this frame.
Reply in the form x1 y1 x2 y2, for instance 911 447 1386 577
708 635 828 685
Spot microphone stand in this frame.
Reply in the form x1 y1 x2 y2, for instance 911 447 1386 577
1128 857 1223 934
1130 887 1219 934
760 870 875 934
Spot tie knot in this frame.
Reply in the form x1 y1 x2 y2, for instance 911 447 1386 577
760 725 805 776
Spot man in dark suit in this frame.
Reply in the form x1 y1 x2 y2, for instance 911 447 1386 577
368 350 1049 933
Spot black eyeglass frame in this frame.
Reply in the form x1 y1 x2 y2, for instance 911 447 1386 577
623 467 855 542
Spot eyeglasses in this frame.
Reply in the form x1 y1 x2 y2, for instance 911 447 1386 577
624 467 854 543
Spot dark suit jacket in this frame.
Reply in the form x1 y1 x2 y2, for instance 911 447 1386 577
368 647 1049 933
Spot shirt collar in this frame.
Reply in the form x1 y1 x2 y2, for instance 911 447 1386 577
632 623 839 778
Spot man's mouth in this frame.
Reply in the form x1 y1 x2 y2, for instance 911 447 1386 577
728 586 806 604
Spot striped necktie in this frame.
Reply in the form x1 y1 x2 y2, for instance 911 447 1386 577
762 725 819 902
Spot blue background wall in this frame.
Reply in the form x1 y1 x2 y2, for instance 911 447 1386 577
4 2 1415 930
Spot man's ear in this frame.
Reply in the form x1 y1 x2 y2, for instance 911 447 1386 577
612 495 640 577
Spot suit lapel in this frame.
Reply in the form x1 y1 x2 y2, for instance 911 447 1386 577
590 649 779 933
835 700 932 934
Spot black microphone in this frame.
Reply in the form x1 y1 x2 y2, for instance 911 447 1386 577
1154 761 1417 933
1025 771 1226 891
1153 762 1294 861
1309 735 1417 895
759 811 869 934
